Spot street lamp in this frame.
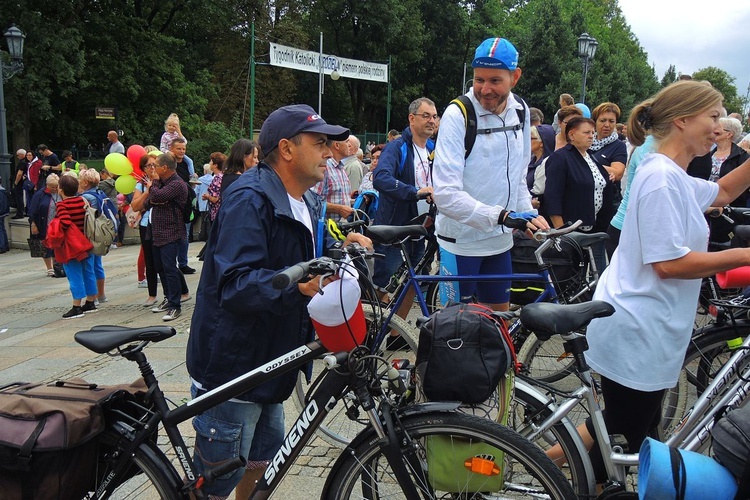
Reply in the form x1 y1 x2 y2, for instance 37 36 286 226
577 32 598 105
0 24 25 188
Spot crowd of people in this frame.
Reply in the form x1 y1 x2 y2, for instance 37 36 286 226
4 32 750 498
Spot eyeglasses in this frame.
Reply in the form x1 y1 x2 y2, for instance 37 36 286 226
531 136 541 141
414 112 439 121
145 163 157 169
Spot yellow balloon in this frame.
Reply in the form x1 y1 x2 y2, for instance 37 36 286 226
105 153 133 176
115 174 137 195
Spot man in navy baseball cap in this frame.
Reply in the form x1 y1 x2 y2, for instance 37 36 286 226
187 102 368 499
259 104 349 155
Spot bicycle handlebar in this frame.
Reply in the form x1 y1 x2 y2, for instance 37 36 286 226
532 220 583 242
272 244 372 289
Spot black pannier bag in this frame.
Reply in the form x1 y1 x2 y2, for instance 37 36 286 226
416 302 516 405
510 230 586 305
0 378 147 500
712 403 750 498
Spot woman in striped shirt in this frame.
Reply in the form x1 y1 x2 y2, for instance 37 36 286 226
56 174 98 319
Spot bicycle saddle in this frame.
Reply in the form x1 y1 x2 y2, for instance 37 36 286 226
519 301 614 341
366 224 427 245
75 325 177 353
565 231 609 248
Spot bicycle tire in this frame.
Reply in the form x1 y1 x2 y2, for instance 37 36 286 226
95 430 183 499
687 322 750 397
510 379 596 498
516 330 576 384
293 305 420 448
322 411 575 500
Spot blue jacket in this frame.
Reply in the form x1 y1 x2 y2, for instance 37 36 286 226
186 163 332 403
372 126 434 225
544 144 615 232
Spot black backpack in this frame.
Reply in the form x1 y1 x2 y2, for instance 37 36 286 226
416 302 516 404
449 94 527 159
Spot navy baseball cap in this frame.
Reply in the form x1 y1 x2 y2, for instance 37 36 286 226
258 104 349 155
471 37 519 70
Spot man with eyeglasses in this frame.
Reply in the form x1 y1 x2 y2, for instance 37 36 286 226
432 37 548 312
371 97 437 341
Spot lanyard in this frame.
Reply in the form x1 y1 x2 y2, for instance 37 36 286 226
315 201 326 258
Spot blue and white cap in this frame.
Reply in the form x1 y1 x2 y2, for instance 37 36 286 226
471 38 519 70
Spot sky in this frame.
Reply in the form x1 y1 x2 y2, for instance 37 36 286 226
618 0 750 102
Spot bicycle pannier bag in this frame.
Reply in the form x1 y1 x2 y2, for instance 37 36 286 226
712 403 750 498
510 231 586 304
416 302 515 405
0 378 147 500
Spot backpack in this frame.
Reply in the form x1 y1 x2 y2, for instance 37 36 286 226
450 94 527 159
83 199 116 256
0 378 147 500
350 189 379 223
85 189 119 234
712 403 750 498
416 302 516 405
0 188 9 217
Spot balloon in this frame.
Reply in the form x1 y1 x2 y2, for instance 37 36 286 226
104 153 133 176
115 174 137 195
127 145 147 175
575 103 591 118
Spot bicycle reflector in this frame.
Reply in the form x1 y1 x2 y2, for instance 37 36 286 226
307 263 366 352
464 455 501 477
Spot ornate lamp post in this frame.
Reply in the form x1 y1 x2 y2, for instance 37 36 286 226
0 24 25 187
577 32 598 105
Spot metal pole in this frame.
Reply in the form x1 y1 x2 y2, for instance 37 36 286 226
461 62 467 94
0 70 10 189
249 21 256 139
580 57 589 105
386 55 391 133
318 32 323 115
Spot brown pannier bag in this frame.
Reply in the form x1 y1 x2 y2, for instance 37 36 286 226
0 377 147 500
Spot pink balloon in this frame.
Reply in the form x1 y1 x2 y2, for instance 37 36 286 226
127 144 147 175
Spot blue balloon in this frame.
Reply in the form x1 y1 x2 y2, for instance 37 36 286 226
575 103 591 118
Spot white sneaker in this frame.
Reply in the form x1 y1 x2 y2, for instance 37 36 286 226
137 280 148 288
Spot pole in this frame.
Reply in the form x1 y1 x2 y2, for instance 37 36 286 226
386 55 392 134
580 58 589 105
249 21 256 139
318 32 323 115
0 72 10 189
461 62 467 94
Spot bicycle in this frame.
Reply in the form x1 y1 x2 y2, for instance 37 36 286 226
67 244 574 499
295 220 605 448
507 299 750 497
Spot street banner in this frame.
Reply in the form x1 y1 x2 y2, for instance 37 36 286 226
269 42 388 83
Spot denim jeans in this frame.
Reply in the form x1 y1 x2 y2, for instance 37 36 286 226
153 241 181 310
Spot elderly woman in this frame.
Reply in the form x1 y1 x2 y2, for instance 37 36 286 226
708 116 750 242
79 168 108 304
590 102 628 182
545 116 614 271
553 105 584 151
28 174 61 276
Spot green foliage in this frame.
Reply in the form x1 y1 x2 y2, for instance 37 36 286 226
692 67 746 114
0 0 744 148
661 65 677 87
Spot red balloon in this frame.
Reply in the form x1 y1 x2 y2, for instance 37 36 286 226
127 144 147 176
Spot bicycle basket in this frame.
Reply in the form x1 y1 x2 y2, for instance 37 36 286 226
510 232 586 305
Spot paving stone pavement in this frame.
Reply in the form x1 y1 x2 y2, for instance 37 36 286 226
0 242 336 498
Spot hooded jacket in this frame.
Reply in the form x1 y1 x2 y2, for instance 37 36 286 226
186 163 332 403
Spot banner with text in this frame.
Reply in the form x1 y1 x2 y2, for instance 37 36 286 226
269 42 388 83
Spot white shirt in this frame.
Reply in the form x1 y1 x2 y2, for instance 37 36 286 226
287 194 314 246
580 153 606 232
432 90 532 256
586 153 719 391
413 144 431 215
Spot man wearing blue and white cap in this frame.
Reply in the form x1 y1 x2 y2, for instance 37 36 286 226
432 37 549 311
186 104 371 498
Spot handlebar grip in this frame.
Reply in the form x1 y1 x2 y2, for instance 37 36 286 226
203 456 247 483
272 263 311 289
417 191 431 200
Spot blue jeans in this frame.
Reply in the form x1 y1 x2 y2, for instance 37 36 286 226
0 216 8 250
178 228 189 267
372 239 426 291
190 384 284 497
153 241 182 310
63 253 97 300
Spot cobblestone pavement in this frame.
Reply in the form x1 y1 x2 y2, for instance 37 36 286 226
0 242 337 497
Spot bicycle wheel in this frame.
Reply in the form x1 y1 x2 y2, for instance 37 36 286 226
509 379 596 498
94 430 183 499
323 411 575 499
293 304 420 448
516 330 576 384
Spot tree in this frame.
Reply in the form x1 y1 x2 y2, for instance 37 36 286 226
660 65 677 87
692 67 745 114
